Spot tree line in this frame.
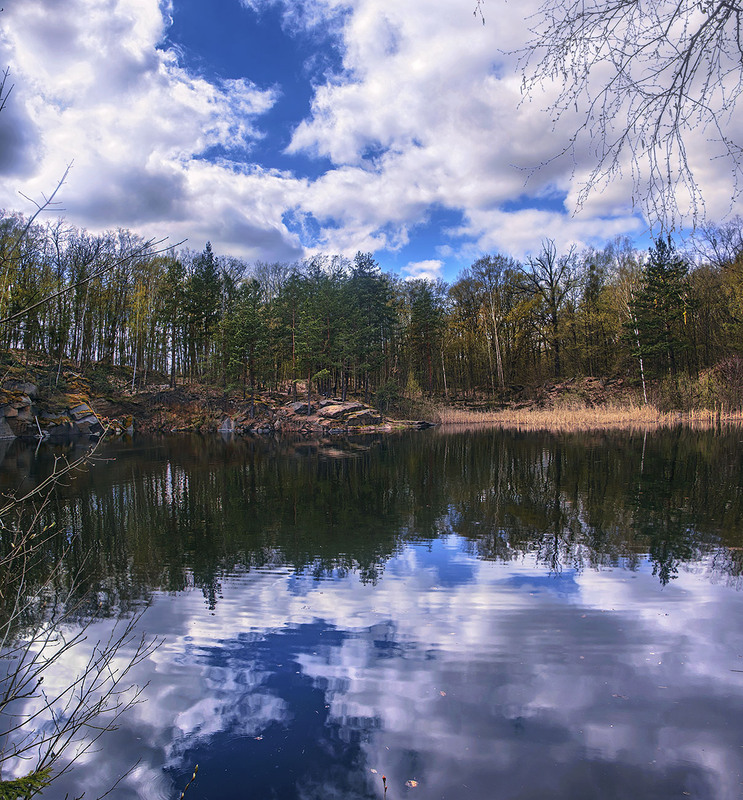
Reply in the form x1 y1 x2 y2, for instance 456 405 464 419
3 210 743 409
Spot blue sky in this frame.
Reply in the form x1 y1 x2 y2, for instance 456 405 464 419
0 0 739 282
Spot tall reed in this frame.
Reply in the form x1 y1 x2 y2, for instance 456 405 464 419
434 403 743 431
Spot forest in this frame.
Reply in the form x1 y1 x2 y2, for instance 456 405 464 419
2 209 743 413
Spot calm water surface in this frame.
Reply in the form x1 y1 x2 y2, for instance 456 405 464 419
3 427 743 799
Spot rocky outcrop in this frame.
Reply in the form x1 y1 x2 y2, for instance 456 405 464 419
0 383 106 440
318 402 365 419
0 358 432 439
209 398 407 437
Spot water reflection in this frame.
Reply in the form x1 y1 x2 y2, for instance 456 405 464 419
10 427 740 606
1 428 743 799
42 545 743 800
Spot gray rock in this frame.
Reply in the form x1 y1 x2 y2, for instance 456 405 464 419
287 401 314 415
74 415 105 436
0 405 18 418
69 403 94 420
347 410 382 425
48 421 77 438
2 381 37 398
318 402 365 420
218 417 235 433
0 420 16 440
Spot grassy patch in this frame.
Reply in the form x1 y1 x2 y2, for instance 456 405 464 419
435 403 743 431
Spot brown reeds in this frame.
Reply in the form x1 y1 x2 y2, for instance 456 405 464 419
434 403 743 432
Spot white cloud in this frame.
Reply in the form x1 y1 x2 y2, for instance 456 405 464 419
0 0 740 271
402 259 443 281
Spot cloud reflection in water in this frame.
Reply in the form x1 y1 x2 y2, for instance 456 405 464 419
37 535 741 800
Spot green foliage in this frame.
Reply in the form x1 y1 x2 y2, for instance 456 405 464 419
375 379 400 413
0 768 53 800
631 236 690 377
5 208 743 407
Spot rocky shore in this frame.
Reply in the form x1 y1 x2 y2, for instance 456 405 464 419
0 365 431 441
0 379 112 440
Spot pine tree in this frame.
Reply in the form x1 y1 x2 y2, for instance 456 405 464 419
632 236 690 377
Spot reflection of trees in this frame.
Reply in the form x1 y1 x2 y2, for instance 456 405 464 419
434 427 742 585
4 426 743 612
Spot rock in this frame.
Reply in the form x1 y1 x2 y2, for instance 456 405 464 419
74 414 105 436
47 420 77 438
0 420 16 440
218 417 235 433
69 402 95 421
318 404 348 420
318 402 365 419
0 405 18 418
287 401 315 415
346 410 382 425
2 381 37 398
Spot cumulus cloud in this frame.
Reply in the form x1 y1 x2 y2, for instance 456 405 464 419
0 0 295 255
0 0 740 272
402 259 444 281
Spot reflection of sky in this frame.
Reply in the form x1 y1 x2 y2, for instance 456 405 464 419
25 542 743 800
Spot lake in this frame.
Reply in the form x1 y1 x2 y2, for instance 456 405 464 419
2 426 743 799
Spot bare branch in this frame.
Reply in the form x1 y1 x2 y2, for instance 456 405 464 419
516 0 743 226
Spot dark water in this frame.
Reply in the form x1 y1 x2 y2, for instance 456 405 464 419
3 427 743 799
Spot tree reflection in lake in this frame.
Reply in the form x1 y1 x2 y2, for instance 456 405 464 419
1 427 743 799
8 426 742 607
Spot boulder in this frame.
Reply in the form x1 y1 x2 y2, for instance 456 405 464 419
74 414 105 436
0 405 18 418
2 381 37 398
69 402 95 421
318 404 349 420
47 420 76 438
318 402 366 419
287 401 315 415
346 409 382 425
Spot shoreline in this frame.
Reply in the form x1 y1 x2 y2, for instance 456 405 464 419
1 353 742 439
433 404 743 432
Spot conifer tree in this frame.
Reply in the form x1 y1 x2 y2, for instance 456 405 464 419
632 236 690 377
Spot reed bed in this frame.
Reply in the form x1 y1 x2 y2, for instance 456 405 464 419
435 403 743 431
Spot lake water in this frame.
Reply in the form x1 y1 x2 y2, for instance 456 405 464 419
3 427 743 799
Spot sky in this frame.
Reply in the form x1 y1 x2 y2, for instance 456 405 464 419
0 0 741 283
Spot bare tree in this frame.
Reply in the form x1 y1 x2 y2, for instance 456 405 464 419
487 0 743 225
520 239 579 377
470 254 517 390
0 446 161 798
692 215 743 268
0 81 162 796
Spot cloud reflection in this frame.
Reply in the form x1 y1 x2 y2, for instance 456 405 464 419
32 538 743 800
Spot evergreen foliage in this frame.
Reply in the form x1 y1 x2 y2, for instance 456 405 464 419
0 768 52 800
631 236 690 377
3 209 743 407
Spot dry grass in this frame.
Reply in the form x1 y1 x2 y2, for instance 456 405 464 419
435 403 743 432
